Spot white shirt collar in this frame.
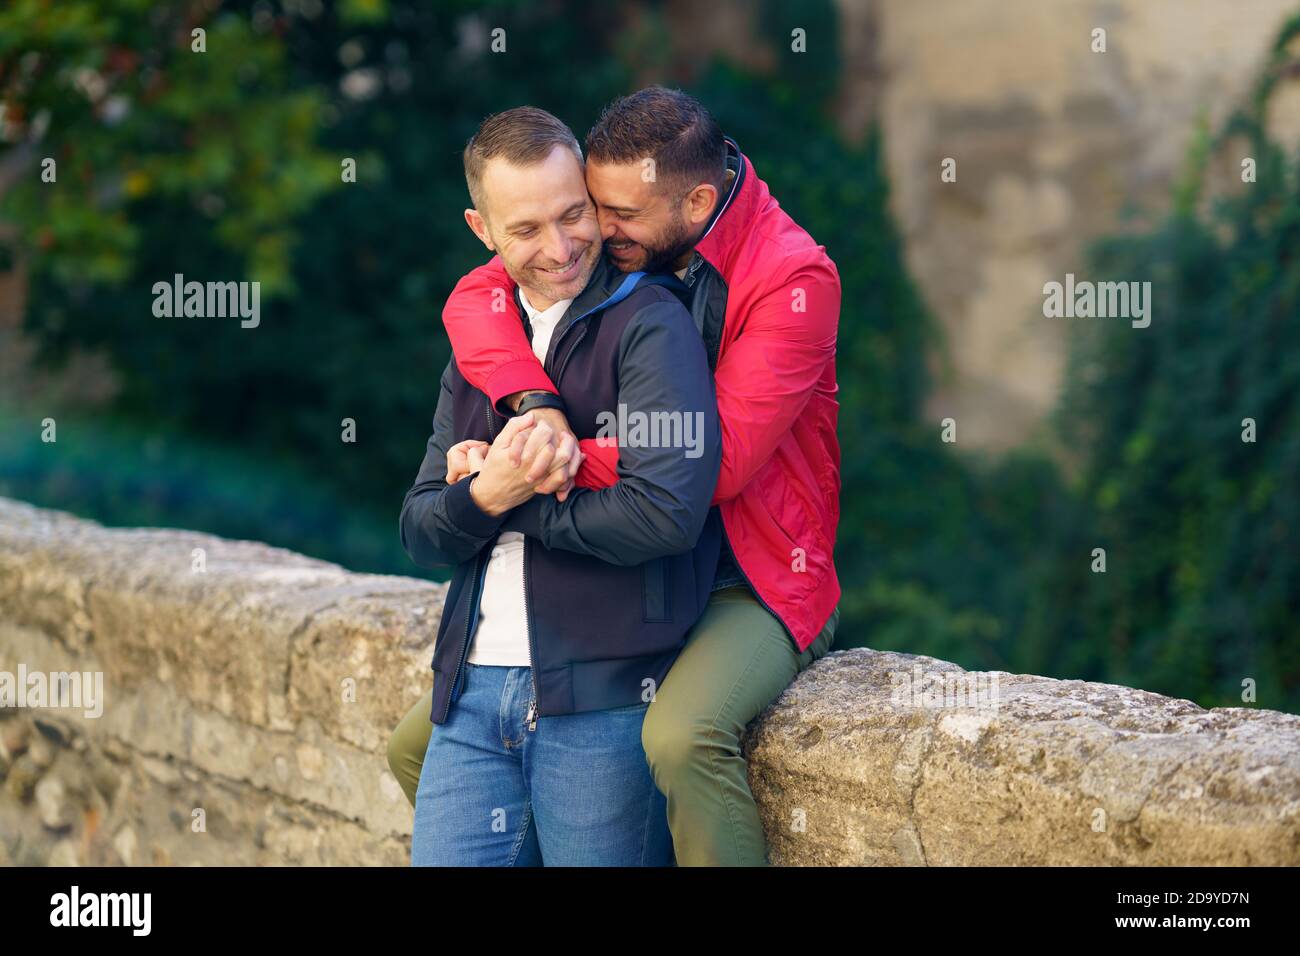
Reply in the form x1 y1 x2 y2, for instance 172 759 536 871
518 288 573 323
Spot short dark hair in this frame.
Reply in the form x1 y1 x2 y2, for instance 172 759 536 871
585 86 726 197
463 106 583 211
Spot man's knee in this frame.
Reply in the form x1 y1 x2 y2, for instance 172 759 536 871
642 701 736 783
641 701 696 780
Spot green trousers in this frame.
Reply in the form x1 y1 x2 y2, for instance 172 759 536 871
387 584 839 866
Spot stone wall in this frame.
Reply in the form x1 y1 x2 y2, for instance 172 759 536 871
1 496 1297 865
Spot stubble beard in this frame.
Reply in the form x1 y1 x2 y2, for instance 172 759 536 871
510 239 600 306
615 215 696 274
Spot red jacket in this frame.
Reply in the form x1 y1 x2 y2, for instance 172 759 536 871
440 142 841 651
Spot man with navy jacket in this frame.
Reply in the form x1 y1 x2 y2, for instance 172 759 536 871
400 106 720 866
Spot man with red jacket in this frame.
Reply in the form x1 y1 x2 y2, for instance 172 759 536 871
388 86 841 866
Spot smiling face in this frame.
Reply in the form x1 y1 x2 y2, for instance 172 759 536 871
465 144 601 308
585 159 718 274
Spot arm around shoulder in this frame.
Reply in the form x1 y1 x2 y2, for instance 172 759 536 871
527 292 721 564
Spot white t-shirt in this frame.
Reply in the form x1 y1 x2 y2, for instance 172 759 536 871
465 288 573 666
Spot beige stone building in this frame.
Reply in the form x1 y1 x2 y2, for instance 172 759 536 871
670 0 1300 448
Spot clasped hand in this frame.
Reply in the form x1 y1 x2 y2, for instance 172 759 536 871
448 409 583 516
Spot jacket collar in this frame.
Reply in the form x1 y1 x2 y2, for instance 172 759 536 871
699 137 746 244
565 251 629 319
692 136 761 277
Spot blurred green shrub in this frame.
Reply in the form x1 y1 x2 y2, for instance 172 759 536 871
0 400 418 578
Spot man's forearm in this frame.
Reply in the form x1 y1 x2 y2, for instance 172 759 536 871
503 299 721 565
441 257 558 415
567 260 841 505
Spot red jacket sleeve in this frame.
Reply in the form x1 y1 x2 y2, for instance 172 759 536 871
570 253 839 503
441 257 556 410
709 253 840 503
574 439 621 489
442 257 622 489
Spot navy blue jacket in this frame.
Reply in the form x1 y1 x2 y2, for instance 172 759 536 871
400 258 722 724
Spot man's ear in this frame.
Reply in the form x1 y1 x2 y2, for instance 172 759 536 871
464 208 495 251
683 182 719 227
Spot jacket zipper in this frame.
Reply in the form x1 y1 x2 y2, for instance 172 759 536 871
522 314 588 730
684 252 704 285
523 537 539 730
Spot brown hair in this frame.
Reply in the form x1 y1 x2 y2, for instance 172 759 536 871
585 86 726 197
463 106 583 211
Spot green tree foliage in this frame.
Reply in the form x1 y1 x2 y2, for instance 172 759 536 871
1034 17 1300 712
0 0 336 289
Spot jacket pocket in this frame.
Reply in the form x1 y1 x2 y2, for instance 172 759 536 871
642 557 671 623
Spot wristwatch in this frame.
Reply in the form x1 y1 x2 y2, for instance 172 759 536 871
513 391 568 417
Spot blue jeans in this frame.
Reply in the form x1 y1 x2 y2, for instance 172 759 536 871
410 664 674 866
